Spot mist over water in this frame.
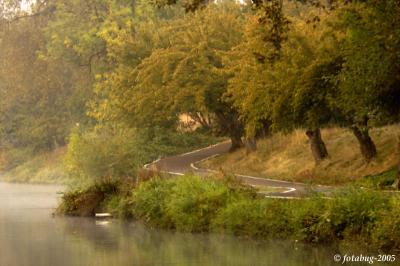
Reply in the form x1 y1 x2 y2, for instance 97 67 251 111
0 182 340 266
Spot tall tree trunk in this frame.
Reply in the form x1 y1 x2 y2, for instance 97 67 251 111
230 133 243 152
245 137 257 154
395 164 400 190
214 110 244 152
306 128 328 164
351 126 377 162
397 137 400 190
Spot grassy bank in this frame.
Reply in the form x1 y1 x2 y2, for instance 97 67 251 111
57 175 400 252
200 125 400 186
1 147 69 184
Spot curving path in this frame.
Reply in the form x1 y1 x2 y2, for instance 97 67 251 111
146 141 332 198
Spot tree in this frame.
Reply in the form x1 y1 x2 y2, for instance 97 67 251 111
332 0 400 161
227 4 341 162
90 2 247 151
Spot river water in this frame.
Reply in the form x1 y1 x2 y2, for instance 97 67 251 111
0 182 366 266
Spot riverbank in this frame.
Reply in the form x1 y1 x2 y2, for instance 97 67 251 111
57 174 400 253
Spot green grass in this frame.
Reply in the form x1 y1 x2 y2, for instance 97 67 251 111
200 125 400 186
358 168 398 190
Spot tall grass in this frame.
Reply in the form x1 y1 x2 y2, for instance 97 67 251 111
1 147 69 184
201 124 400 185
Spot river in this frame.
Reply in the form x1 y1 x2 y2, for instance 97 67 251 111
0 182 357 266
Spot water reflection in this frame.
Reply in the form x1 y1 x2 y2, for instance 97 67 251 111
0 182 359 266
54 218 338 266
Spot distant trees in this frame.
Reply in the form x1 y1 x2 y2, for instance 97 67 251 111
0 0 92 168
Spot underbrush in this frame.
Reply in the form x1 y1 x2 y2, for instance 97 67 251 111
58 174 400 252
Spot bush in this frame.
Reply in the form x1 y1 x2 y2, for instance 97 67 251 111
165 176 232 232
132 175 253 232
290 197 332 243
372 196 400 251
133 178 175 228
213 197 291 238
64 125 150 181
326 188 389 240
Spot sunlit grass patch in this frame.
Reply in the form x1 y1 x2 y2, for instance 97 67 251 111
200 125 400 186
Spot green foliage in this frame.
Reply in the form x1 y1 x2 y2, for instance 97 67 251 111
372 196 400 251
0 1 93 169
131 175 253 231
100 176 400 251
290 196 332 243
325 188 389 239
64 125 150 181
90 2 246 145
213 197 292 238
164 176 232 232
133 178 175 228
333 1 400 127
359 168 398 189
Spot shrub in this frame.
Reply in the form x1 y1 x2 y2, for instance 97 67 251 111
213 197 292 238
132 175 251 232
64 125 150 181
372 196 400 251
103 193 136 219
326 188 389 240
133 178 175 228
165 176 232 232
290 197 332 243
